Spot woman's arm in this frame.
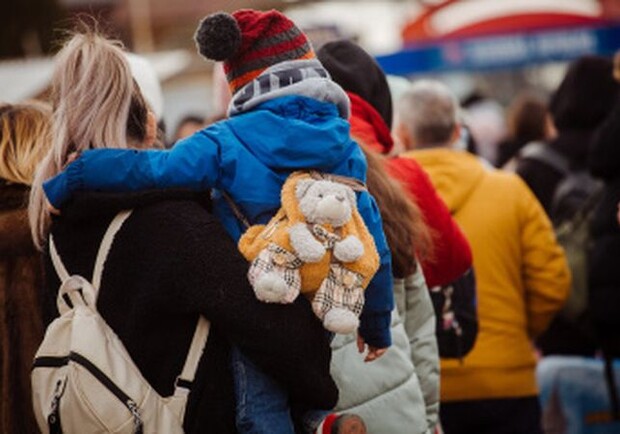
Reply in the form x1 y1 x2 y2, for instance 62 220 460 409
172 210 338 410
43 128 224 209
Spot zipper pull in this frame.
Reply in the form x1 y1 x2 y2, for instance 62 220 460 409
48 378 66 434
127 399 143 434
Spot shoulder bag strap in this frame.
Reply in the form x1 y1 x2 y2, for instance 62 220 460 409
221 191 251 230
91 210 133 294
308 170 367 192
49 235 70 283
520 142 570 176
173 316 211 397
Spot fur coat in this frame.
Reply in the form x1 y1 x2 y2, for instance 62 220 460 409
0 182 44 434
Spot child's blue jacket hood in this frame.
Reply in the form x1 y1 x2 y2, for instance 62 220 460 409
44 96 393 347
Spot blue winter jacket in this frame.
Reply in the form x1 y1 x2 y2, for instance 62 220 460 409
44 95 394 347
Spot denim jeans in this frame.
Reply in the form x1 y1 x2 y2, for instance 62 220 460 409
231 346 329 434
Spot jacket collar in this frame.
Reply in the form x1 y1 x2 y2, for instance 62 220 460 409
228 59 350 119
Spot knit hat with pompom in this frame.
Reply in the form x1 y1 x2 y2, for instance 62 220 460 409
194 9 315 95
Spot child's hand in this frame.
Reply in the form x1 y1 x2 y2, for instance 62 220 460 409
356 334 387 363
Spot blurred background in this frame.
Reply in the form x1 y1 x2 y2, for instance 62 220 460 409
2 0 620 142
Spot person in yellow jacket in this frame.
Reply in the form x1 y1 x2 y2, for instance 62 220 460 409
394 79 571 434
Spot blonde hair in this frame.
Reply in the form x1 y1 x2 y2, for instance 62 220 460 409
0 101 51 185
29 30 149 249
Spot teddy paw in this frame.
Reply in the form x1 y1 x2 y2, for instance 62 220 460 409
323 308 359 335
334 235 364 262
254 273 298 303
289 223 326 262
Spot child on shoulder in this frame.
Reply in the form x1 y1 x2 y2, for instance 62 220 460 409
44 9 393 433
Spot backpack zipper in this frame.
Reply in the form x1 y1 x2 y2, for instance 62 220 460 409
48 378 66 434
33 353 144 434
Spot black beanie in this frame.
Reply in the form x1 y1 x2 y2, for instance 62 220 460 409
550 55 619 131
318 40 393 128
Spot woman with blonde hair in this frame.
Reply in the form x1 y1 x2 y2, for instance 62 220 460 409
28 30 336 433
0 101 51 434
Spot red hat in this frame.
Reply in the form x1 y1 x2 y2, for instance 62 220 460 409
194 9 315 94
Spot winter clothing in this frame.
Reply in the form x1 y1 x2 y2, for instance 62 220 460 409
0 182 44 434
42 191 338 434
318 40 393 129
588 95 620 357
516 131 594 216
330 267 439 434
195 10 315 94
43 62 393 349
404 148 570 402
516 56 619 215
516 57 619 358
337 88 472 288
317 39 472 289
386 156 472 288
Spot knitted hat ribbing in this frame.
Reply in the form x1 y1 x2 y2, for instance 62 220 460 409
194 9 315 95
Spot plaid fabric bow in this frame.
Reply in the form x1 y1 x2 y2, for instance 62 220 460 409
309 224 341 249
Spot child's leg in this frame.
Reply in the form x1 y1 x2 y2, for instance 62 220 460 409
231 345 296 434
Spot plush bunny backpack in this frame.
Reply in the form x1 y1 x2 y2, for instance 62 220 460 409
238 171 380 334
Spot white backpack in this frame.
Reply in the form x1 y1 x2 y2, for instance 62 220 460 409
32 210 211 434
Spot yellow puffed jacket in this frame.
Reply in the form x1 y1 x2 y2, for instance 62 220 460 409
404 149 571 402
238 171 379 295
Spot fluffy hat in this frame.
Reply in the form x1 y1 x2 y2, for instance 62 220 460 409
194 9 315 94
318 39 393 128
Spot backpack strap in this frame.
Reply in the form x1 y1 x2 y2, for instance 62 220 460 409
307 170 367 192
92 210 133 292
49 235 70 283
48 210 133 292
519 142 570 176
173 316 211 397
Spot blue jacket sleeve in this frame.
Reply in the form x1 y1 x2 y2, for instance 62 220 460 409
43 130 222 208
357 190 394 349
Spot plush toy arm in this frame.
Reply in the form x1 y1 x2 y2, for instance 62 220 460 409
334 235 364 263
238 224 268 261
289 223 326 263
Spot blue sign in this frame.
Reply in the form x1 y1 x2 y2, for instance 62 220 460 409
376 24 620 75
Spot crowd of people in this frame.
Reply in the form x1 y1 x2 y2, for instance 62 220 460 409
1 8 619 434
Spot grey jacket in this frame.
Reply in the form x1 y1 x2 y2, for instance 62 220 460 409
330 267 439 434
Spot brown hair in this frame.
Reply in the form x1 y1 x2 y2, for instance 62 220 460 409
360 144 434 278
507 94 548 144
0 101 51 185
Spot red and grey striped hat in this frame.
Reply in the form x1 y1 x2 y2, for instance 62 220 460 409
194 9 315 95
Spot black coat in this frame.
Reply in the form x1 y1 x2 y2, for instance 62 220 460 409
43 191 338 434
515 129 592 216
588 97 620 355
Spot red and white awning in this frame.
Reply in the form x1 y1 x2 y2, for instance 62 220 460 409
403 0 607 44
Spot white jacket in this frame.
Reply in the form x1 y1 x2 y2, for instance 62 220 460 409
330 267 439 434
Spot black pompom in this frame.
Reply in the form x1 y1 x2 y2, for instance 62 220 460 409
194 12 241 61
